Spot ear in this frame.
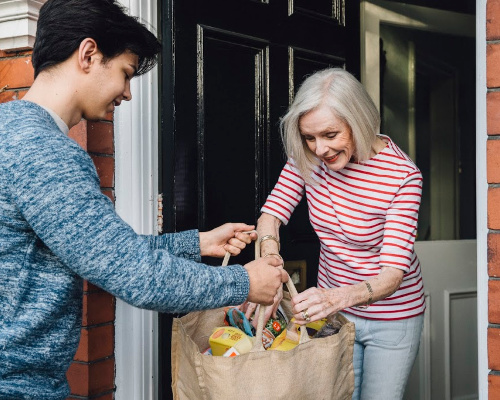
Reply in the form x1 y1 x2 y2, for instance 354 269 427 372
78 38 100 73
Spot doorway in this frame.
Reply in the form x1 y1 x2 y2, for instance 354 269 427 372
361 1 476 399
158 1 360 398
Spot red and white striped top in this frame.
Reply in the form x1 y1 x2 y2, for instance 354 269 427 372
262 136 425 320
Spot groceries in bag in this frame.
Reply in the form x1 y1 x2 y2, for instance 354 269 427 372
209 326 255 356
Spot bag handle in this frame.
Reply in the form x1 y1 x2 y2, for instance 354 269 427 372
221 233 311 352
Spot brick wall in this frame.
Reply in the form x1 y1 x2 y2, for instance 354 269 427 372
0 50 117 399
487 1 500 398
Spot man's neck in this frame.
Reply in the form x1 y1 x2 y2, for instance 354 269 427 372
23 71 83 129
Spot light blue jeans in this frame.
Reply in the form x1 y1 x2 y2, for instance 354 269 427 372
340 312 424 400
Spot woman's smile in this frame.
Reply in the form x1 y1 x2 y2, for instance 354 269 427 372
323 152 341 163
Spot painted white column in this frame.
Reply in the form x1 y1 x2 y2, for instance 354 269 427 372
114 0 159 399
476 1 488 398
0 0 45 51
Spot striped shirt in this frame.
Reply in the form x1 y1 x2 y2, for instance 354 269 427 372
262 136 425 320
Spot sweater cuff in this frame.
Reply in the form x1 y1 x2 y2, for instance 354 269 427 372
223 264 250 305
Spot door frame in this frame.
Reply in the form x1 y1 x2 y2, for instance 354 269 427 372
477 1 488 399
114 0 160 398
360 1 486 398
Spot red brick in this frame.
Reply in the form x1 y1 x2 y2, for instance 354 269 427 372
489 280 500 323
488 0 500 40
488 233 500 277
0 49 31 58
74 325 114 362
88 121 114 154
90 155 114 188
489 374 500 400
0 89 19 103
488 140 500 182
83 280 102 293
67 357 115 397
82 291 115 326
488 187 500 229
68 120 88 150
0 55 34 88
488 91 500 135
488 327 500 370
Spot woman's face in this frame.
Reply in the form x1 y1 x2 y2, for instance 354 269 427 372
299 104 355 172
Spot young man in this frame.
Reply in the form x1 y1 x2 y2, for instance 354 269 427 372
0 0 287 398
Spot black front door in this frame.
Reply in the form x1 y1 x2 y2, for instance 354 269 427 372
158 1 359 397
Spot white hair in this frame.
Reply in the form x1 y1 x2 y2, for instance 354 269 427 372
280 68 380 183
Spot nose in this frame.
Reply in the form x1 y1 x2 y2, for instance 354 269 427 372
123 80 132 101
315 138 329 156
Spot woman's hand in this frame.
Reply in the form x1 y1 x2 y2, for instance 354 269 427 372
199 223 257 257
291 286 348 325
292 267 404 324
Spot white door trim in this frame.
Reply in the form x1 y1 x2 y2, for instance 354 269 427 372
0 0 45 51
114 0 159 399
476 0 489 398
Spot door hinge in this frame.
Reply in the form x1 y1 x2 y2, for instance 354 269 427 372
157 193 163 234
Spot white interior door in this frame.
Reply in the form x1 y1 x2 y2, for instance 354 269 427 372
360 2 477 399
408 241 477 400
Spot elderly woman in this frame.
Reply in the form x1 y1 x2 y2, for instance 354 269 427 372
256 68 425 399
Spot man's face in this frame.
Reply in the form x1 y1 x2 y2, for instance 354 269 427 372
83 50 138 120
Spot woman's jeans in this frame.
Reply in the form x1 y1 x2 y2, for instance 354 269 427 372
340 312 424 400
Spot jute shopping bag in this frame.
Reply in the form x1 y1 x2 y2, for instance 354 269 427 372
171 243 355 400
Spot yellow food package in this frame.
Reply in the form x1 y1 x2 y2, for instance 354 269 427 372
269 329 299 352
269 329 287 350
306 318 327 332
288 317 327 337
209 327 254 356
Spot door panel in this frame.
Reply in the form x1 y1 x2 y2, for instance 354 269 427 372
200 28 269 239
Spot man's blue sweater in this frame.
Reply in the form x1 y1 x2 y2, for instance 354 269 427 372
0 100 250 399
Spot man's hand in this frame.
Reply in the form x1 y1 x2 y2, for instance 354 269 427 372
244 257 288 305
241 286 284 328
199 223 257 258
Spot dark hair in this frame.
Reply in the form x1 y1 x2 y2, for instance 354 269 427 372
32 0 161 78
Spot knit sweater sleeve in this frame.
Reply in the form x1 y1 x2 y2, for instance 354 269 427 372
142 231 201 261
4 122 249 313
